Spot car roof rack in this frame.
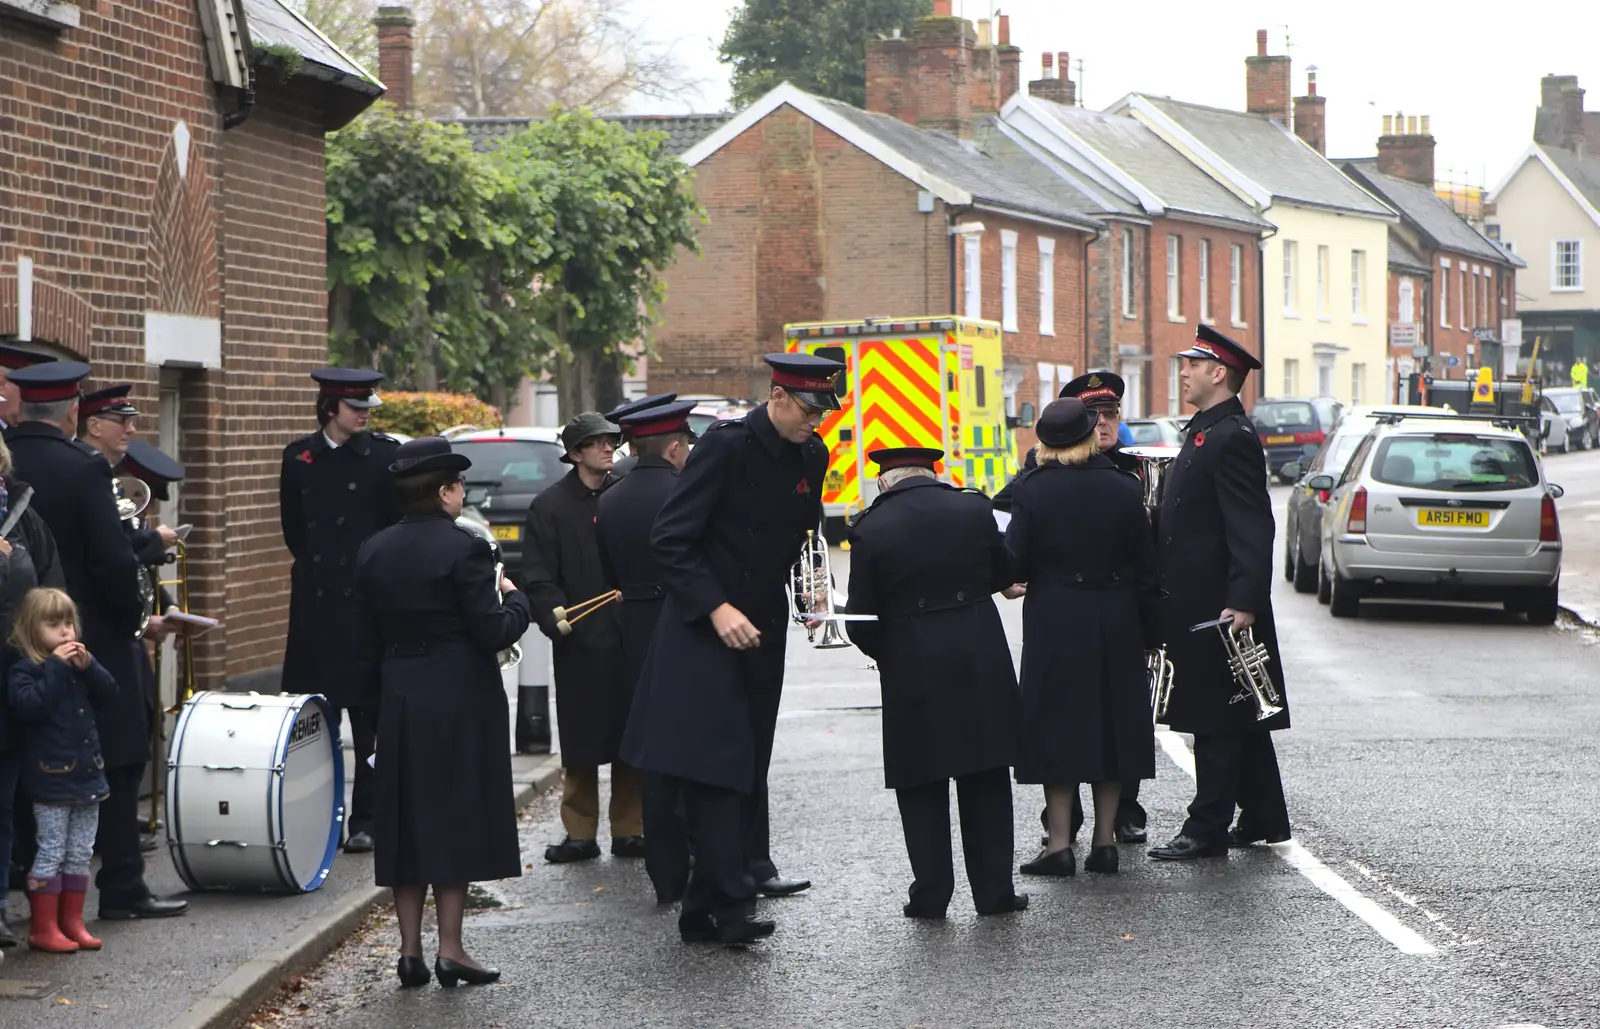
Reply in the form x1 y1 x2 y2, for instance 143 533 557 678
1371 411 1538 432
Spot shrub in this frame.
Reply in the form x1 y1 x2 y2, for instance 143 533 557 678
370 392 503 438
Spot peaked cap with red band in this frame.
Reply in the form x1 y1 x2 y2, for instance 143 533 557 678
1176 323 1262 372
619 399 700 441
311 366 385 409
0 344 58 371
605 392 677 438
5 359 92 403
81 383 138 418
766 352 844 411
1059 370 1125 407
868 446 943 472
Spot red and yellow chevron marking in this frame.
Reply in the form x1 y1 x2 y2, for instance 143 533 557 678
860 338 944 478
788 339 858 507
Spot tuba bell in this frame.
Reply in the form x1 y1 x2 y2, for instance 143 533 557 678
788 529 875 649
114 475 157 639
1120 445 1182 513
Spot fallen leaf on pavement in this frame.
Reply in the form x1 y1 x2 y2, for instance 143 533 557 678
593 887 604 893
57 998 72 1005
1120 933 1134 941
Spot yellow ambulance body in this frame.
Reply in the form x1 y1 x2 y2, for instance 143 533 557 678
784 316 1015 521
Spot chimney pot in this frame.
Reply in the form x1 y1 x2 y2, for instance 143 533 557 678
997 13 1010 45
1058 51 1070 75
932 0 951 15
1420 114 1430 135
1407 115 1418 135
1042 52 1053 77
1383 114 1393 135
1307 68 1317 96
1256 28 1268 56
977 18 991 47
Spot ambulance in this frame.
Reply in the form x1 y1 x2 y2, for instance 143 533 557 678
784 315 1016 521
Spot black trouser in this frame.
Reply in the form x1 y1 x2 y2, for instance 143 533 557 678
896 767 1015 915
96 763 151 907
679 779 757 926
744 783 777 883
642 771 691 902
0 747 20 905
330 704 377 836
1181 731 1290 845
1052 777 1147 840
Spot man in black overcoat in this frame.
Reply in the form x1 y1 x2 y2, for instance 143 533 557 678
844 446 1028 919
280 367 401 854
604 393 676 479
4 361 187 919
523 412 642 864
1148 325 1292 861
596 400 697 902
621 353 840 945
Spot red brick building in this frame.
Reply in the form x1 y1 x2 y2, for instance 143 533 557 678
652 4 1098 449
1 0 382 688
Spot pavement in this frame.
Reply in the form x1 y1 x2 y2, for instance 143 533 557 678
1541 446 1600 624
226 466 1600 1029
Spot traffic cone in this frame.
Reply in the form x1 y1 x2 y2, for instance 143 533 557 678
58 875 101 950
26 877 79 954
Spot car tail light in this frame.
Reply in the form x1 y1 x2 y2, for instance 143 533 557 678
1541 495 1560 543
1294 430 1326 445
1346 486 1367 534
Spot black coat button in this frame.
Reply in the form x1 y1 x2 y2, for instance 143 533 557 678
336 516 345 525
917 599 926 608
956 591 966 601
313 555 322 563
1165 536 1172 545
348 482 357 490
1074 573 1083 582
316 587 325 597
307 520 316 529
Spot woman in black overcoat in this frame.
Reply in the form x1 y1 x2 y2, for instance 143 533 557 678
352 437 533 990
1006 399 1159 878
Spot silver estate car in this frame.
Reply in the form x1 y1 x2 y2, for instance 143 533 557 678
1311 414 1564 624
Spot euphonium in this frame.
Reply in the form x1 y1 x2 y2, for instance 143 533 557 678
1147 646 1175 726
114 475 157 639
788 528 875 649
1120 445 1181 513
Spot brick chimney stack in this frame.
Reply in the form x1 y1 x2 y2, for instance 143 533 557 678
971 18 999 113
1028 51 1076 106
1376 112 1436 186
1534 74 1586 151
997 14 1022 108
1245 28 1291 125
867 29 920 125
914 0 976 137
1293 67 1326 155
374 6 416 111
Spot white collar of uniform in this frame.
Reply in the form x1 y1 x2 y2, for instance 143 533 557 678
323 432 341 450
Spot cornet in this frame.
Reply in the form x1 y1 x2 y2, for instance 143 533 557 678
788 529 875 649
1189 616 1283 721
1147 646 1175 726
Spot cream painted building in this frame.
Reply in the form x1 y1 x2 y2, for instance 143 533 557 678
1110 94 1396 406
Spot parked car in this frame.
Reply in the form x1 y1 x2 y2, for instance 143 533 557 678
1279 405 1455 594
1543 387 1600 451
1124 417 1186 446
448 426 567 569
1312 413 1563 623
1251 397 1337 482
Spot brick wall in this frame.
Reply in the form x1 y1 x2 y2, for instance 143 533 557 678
1148 220 1261 413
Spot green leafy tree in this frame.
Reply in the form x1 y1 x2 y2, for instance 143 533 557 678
719 0 931 109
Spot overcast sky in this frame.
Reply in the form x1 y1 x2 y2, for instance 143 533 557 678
624 0 1600 190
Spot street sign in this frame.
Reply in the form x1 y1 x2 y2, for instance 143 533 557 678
1445 354 1460 367
1474 367 1494 403
1472 327 1498 342
1390 323 1419 348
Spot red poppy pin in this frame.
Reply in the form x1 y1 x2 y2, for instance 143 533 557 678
1194 431 1206 448
297 450 314 464
794 478 811 496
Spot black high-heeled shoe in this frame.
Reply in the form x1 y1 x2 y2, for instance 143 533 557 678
396 955 430 988
1083 844 1119 874
435 955 501 987
1019 847 1076 877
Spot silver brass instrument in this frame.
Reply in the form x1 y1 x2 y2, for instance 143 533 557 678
789 529 875 649
490 541 524 669
1146 646 1175 725
114 475 157 639
1190 616 1283 721
1121 445 1182 513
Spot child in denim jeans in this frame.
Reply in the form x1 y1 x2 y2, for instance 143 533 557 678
6 587 116 953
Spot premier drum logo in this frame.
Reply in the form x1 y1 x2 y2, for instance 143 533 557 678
288 710 323 752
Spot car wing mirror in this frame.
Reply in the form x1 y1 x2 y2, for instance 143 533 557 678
1548 483 1566 499
1306 475 1335 491
1280 461 1302 481
464 486 489 507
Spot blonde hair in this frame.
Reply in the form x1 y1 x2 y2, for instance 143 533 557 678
0 433 11 476
1034 435 1099 467
10 588 79 664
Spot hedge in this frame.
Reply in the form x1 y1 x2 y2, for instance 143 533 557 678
369 392 504 437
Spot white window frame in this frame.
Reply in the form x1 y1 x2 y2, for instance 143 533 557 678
1283 241 1298 316
1554 239 1583 291
1351 363 1365 405
1350 250 1366 322
1316 244 1330 320
1315 353 1335 397
1459 266 1466 328
1038 236 1055 336
1121 227 1136 318
1398 277 1415 324
1479 267 1490 325
1283 357 1299 396
1000 229 1019 332
1166 234 1182 320
1198 239 1211 323
963 234 982 320
1168 357 1182 416
1439 257 1451 327
1230 243 1244 325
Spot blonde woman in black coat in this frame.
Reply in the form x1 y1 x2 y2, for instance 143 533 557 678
1006 399 1160 877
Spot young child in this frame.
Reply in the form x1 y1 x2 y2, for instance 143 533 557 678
6 588 117 953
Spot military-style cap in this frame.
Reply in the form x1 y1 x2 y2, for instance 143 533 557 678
311 367 385 409
0 344 58 371
1176 324 1262 372
4 360 92 403
1059 370 1125 407
619 399 699 441
604 392 677 435
81 383 139 418
868 447 943 472
389 436 472 478
766 352 844 411
1036 397 1100 448
121 439 184 502
559 411 622 464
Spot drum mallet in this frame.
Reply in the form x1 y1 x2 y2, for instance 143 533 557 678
554 590 621 636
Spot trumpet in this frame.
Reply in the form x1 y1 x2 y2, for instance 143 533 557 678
788 529 875 649
490 542 525 669
551 588 621 637
1190 616 1283 721
1121 445 1181 513
1146 646 1175 725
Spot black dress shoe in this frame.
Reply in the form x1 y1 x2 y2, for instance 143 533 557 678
611 835 647 858
99 895 189 920
976 893 1029 916
1114 823 1147 844
544 837 601 864
717 915 776 944
756 875 810 897
0 916 18 948
1148 834 1227 861
1228 827 1291 847
343 831 375 854
434 956 500 987
396 955 430 988
679 912 717 943
140 834 160 854
1019 847 1075 877
902 903 947 919
1083 845 1119 874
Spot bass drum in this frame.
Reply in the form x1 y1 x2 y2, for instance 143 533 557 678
165 692 345 893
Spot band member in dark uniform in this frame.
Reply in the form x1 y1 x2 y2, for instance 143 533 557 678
523 412 642 863
3 361 187 919
844 447 1027 918
605 393 677 479
279 368 400 854
1149 325 1291 861
622 352 839 944
353 437 533 988
1007 398 1159 877
595 400 698 902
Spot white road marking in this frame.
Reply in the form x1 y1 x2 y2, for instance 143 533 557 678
1156 730 1439 956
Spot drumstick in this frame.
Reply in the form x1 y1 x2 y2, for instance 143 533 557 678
554 590 621 636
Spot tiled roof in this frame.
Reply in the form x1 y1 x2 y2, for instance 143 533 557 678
973 117 1136 220
1026 101 1269 229
1540 143 1600 214
242 0 379 94
1342 160 1513 267
1386 233 1432 275
453 114 732 154
1135 96 1392 218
